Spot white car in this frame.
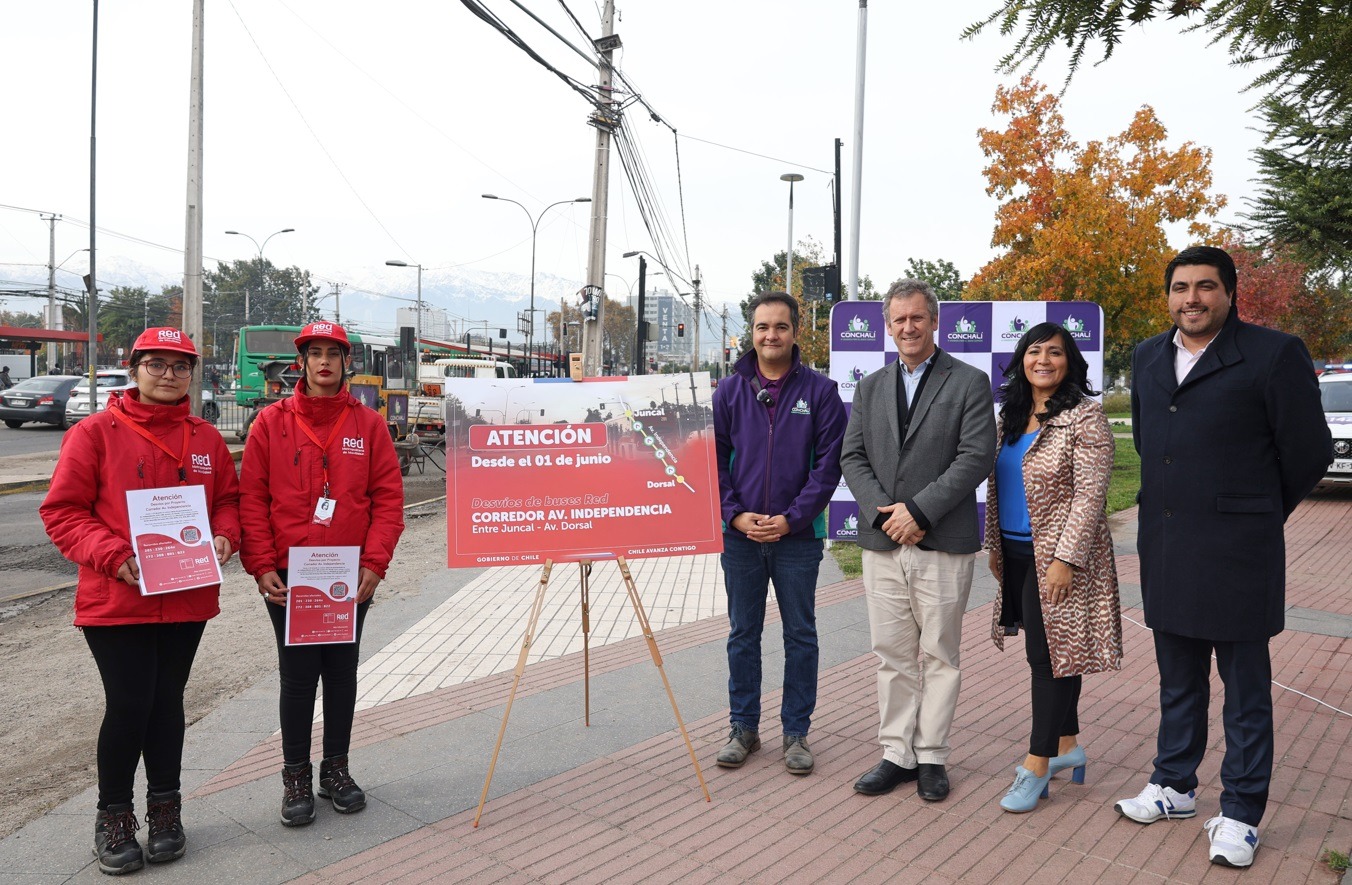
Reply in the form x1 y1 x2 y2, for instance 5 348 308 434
1320 370 1352 484
64 370 136 427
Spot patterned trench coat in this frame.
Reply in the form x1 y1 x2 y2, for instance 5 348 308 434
984 398 1123 678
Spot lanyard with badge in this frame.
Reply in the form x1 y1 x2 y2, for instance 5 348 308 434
120 418 192 486
292 405 354 526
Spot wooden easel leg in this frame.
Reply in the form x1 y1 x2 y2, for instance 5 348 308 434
616 557 712 802
473 560 554 827
579 561 592 726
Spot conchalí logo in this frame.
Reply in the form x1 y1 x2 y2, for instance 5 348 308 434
840 315 874 341
840 365 867 393
1060 315 1091 341
790 398 811 416
1000 316 1029 342
950 316 983 342
838 513 859 538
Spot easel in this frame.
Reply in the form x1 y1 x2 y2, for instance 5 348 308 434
472 556 711 826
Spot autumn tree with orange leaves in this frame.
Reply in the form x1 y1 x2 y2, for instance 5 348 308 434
967 76 1227 378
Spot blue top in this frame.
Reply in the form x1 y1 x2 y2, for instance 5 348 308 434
995 429 1039 542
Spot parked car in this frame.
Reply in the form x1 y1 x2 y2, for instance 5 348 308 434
0 375 83 429
64 370 136 427
1320 370 1352 485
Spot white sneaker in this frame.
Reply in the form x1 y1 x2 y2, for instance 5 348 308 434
1204 815 1259 867
1114 783 1197 823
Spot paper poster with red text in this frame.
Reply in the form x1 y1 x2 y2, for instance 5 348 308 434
444 375 722 567
285 546 360 646
125 486 223 596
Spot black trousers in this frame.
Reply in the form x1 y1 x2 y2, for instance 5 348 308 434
264 574 370 766
1151 629 1273 826
83 621 207 809
1002 543 1081 758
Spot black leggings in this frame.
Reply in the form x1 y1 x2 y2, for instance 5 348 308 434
83 621 207 809
264 579 370 766
1002 543 1082 758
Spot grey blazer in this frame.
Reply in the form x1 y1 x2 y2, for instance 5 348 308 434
841 349 996 554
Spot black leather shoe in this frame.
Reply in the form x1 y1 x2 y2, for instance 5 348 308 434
917 763 950 801
853 759 919 795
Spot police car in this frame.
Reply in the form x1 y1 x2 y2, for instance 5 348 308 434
1320 369 1352 484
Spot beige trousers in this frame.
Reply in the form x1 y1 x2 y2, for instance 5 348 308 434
862 545 974 767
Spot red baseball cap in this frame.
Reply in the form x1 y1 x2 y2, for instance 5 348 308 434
294 321 351 352
131 327 199 358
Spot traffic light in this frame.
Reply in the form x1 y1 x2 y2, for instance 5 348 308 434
677 322 685 337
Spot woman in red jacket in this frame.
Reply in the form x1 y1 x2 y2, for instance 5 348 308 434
239 321 404 827
41 327 240 875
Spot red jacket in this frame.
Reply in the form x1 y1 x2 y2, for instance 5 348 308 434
239 383 404 578
41 390 242 627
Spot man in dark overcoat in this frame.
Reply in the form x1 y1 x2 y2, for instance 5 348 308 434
1114 246 1332 868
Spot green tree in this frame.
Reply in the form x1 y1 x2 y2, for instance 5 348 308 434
98 286 176 355
205 258 320 328
1247 99 1352 271
0 309 42 328
900 258 966 301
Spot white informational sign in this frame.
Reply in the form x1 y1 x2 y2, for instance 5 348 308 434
284 545 361 646
125 485 223 596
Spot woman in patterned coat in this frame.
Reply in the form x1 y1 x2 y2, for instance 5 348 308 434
983 322 1123 813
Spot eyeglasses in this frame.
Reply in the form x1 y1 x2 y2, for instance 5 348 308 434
140 360 194 379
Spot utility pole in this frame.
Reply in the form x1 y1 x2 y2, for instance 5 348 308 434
182 0 206 414
720 305 729 380
690 264 702 373
329 282 344 324
42 214 61 372
86 0 98 395
580 0 616 377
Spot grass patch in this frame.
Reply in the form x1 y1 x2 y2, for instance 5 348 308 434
1322 849 1350 874
828 444 1142 579
1107 441 1141 515
1102 391 1131 414
829 537 863 578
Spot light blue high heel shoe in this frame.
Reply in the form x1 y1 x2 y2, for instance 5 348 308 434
1000 765 1053 813
1047 745 1087 784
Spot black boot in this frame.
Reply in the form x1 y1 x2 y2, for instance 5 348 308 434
318 754 366 814
280 762 315 827
93 803 144 875
144 790 186 863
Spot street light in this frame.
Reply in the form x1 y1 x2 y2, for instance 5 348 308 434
225 227 294 322
384 261 423 366
779 173 804 296
482 194 590 376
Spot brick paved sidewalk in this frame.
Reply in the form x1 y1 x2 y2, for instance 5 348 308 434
280 494 1352 884
4 495 1348 883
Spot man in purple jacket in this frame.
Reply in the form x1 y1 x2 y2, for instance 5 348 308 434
712 291 847 775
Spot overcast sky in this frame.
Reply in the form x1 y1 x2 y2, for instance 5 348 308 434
2 0 1265 327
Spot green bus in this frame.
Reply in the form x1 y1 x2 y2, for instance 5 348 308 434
230 325 399 404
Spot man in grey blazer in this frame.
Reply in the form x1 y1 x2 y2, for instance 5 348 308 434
841 279 996 801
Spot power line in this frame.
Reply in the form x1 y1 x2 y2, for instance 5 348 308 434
225 0 413 259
